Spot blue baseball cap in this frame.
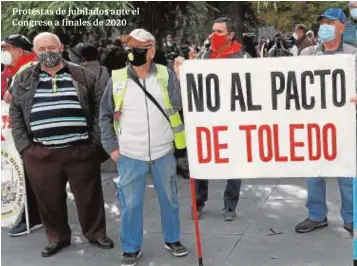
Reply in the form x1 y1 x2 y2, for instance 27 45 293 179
317 8 347 24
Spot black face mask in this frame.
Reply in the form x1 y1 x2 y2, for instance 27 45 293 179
128 47 149 67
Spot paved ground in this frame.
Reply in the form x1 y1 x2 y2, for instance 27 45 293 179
1 173 353 266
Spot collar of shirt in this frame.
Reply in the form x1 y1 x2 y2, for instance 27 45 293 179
127 62 158 80
323 41 344 55
40 64 70 76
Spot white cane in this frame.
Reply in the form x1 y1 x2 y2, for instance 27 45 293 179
353 176 357 266
21 160 30 235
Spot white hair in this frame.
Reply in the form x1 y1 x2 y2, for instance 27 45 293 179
33 32 61 48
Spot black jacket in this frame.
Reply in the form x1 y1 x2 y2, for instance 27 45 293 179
9 60 102 154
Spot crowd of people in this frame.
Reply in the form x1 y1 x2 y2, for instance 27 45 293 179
1 2 357 266
256 3 357 59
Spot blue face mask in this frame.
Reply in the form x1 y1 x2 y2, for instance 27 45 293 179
350 8 357 19
318 24 336 43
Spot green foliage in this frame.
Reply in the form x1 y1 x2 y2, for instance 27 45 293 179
210 1 262 35
175 2 212 43
129 1 214 45
252 1 349 31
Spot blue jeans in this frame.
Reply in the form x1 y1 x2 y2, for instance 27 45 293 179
115 152 180 253
306 177 353 224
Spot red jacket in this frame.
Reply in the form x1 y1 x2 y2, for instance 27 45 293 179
2 53 37 97
1 67 12 99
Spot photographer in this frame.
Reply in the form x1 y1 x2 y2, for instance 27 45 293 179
242 34 258 57
163 34 181 68
268 33 293 57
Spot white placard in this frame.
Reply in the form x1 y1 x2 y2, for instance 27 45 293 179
180 55 356 179
1 102 25 227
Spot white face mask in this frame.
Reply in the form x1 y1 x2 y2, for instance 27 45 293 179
1 50 12 65
351 8 357 19
292 32 298 40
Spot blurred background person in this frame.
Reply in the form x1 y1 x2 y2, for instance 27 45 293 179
242 34 258 57
306 30 317 45
293 24 314 55
344 1 357 47
268 32 293 57
99 38 127 75
163 34 181 68
79 44 110 92
67 34 83 64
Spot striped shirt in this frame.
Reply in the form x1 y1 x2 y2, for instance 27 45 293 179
343 20 357 47
30 67 89 148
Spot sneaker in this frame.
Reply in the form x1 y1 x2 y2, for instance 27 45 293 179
344 223 353 235
295 218 328 233
164 241 188 257
191 204 204 220
9 222 43 237
120 250 142 266
222 208 237 221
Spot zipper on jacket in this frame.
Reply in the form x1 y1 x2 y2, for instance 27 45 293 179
142 79 153 166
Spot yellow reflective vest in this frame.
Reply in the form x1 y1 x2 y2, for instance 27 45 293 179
111 64 186 150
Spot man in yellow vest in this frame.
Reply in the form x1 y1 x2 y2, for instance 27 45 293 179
99 29 188 266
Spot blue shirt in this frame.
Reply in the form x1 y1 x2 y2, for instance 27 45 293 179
343 20 357 47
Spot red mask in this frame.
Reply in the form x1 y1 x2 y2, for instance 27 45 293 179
211 33 229 50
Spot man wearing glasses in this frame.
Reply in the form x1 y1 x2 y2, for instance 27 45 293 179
99 29 188 266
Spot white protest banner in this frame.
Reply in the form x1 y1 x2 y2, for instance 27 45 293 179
180 55 356 179
1 101 26 227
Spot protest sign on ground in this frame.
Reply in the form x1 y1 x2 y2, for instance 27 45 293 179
180 55 356 179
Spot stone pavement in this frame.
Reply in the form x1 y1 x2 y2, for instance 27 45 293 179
1 174 353 266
